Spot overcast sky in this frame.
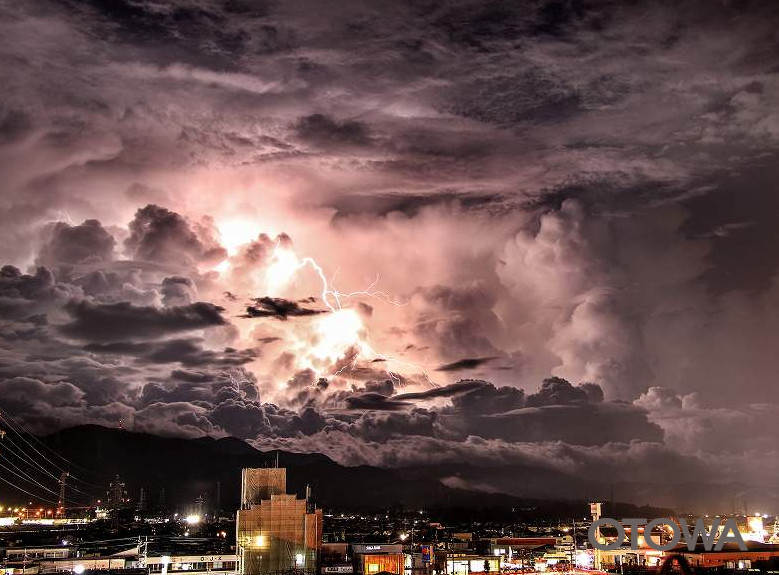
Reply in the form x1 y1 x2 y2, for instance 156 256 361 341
2 0 779 511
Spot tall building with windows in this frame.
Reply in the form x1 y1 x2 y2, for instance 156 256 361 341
237 467 322 575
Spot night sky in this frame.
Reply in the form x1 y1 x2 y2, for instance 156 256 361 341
2 0 779 510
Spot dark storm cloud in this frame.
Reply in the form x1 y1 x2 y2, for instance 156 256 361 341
170 369 216 383
60 0 262 68
61 300 227 341
85 338 257 367
36 219 116 267
350 376 657 447
447 70 582 125
321 378 396 408
364 379 395 396
475 402 664 446
525 377 604 407
130 369 331 439
125 204 227 267
449 380 525 415
0 376 83 410
134 369 327 439
395 380 487 400
0 265 81 320
2 0 779 511
161 276 197 307
0 266 59 301
295 114 371 148
330 192 505 219
435 356 498 372
344 392 410 411
244 297 327 320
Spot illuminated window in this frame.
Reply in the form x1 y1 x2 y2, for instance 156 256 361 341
368 565 380 573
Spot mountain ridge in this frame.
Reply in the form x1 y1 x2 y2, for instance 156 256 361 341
25 425 672 519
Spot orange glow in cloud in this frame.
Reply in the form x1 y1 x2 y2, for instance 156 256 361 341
211 218 429 386
266 246 303 296
309 309 364 364
217 217 266 256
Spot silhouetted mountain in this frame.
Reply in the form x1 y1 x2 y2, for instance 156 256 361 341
38 425 671 519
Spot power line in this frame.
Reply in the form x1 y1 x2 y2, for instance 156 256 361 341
0 409 106 489
0 436 90 507
0 434 64 482
1 439 98 501
0 410 97 478
0 454 63 498
0 473 60 506
0 423 99 499
0 459 87 508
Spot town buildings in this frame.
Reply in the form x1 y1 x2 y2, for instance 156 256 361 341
236 468 322 575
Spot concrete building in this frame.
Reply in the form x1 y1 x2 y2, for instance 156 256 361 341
434 552 499 575
319 544 352 575
678 541 779 569
32 551 238 575
236 468 322 575
146 554 238 575
4 549 72 562
351 545 404 575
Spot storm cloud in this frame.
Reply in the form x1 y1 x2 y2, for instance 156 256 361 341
1 0 779 511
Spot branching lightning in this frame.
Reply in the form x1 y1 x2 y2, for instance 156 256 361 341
265 241 433 385
266 244 406 312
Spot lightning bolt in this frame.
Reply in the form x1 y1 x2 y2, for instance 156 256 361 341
266 242 434 385
272 250 406 312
